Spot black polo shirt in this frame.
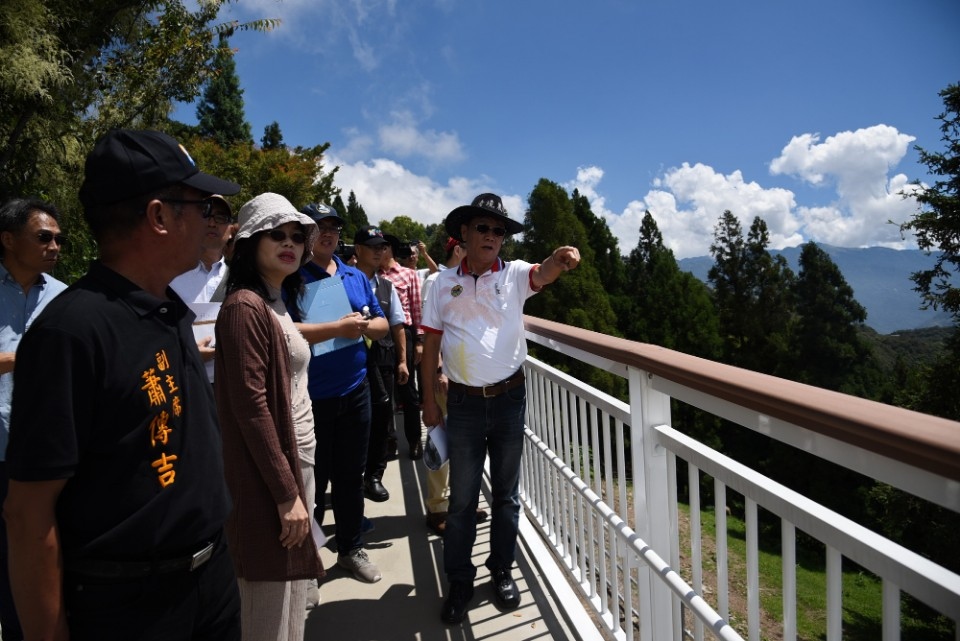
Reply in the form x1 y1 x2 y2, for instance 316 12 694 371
7 262 231 561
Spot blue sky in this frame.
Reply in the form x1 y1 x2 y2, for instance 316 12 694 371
174 0 960 259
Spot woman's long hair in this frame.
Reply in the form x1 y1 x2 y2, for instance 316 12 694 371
226 230 305 318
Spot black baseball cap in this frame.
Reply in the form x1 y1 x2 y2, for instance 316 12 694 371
301 203 345 226
79 129 240 208
354 226 389 247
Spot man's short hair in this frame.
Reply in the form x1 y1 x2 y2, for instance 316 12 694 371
0 197 61 259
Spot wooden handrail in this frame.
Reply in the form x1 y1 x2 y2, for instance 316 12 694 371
524 315 960 483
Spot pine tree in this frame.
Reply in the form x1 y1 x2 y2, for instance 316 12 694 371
623 211 720 359
196 37 252 146
343 191 369 239
899 83 960 420
521 179 621 393
791 242 870 392
261 121 284 150
741 217 796 375
708 211 751 365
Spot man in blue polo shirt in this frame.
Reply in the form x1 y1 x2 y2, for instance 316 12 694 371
291 204 388 584
0 197 69 641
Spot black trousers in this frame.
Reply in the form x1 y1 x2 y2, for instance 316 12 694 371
63 538 240 641
395 326 421 447
0 463 22 641
366 363 396 481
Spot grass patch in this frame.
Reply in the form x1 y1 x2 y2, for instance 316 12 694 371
678 503 956 641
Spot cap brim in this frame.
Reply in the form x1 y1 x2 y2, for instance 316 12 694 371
182 171 241 196
444 205 524 241
357 238 389 247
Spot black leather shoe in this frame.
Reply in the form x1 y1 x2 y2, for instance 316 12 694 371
440 581 474 624
363 478 389 502
490 567 520 609
410 441 424 460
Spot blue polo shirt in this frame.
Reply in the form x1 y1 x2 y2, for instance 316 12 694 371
0 262 68 460
293 255 384 400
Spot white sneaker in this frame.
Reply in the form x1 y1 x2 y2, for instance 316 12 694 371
337 548 382 583
305 578 321 610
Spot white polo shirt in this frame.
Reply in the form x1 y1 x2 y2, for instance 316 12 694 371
422 257 540 387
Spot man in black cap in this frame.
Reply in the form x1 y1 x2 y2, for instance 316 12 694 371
420 193 580 625
4 129 242 641
352 226 408 503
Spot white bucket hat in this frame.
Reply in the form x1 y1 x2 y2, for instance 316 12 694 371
235 192 319 266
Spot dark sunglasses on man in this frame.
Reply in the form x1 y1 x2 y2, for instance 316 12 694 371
34 230 69 247
164 198 234 225
474 223 507 237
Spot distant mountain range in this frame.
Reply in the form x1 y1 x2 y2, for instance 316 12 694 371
677 246 955 335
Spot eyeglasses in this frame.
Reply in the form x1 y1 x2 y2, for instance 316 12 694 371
164 199 233 225
266 229 306 244
474 223 507 237
35 230 69 247
316 225 342 236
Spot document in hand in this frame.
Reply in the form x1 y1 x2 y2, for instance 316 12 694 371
302 276 363 357
188 302 220 383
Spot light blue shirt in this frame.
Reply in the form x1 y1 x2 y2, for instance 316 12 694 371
0 261 68 459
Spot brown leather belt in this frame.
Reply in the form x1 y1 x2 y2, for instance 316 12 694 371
448 371 525 398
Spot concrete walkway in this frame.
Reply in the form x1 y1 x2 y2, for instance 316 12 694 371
303 432 582 641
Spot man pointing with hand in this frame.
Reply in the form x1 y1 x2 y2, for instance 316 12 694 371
419 193 580 625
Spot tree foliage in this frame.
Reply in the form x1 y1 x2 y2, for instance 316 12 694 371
622 211 720 359
790 242 871 392
196 37 252 146
899 83 960 421
261 121 284 150
185 138 338 215
901 83 960 320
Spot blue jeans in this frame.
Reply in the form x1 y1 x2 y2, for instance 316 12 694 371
312 379 371 554
443 381 526 583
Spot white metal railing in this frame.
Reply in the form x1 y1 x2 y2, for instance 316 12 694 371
519 316 960 641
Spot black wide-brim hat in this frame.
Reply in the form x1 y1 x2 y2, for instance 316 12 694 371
444 193 524 242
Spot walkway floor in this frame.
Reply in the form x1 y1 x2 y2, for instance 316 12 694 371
303 432 581 641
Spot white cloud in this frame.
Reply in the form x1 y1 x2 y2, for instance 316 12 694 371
377 111 465 163
770 125 921 249
594 163 802 259
329 154 522 231
329 125 925 260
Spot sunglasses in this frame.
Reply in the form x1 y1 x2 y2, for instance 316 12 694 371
316 225 342 235
266 229 306 244
35 230 69 247
163 199 234 225
474 223 507 237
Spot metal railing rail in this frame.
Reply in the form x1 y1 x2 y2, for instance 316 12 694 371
519 315 960 641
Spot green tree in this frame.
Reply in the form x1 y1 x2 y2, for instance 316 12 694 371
0 0 277 281
379 215 427 246
740 217 796 375
790 242 870 393
708 211 752 365
196 37 252 146
900 83 960 320
342 191 370 240
623 211 720 359
261 121 284 150
521 179 621 394
186 138 338 215
571 188 626 297
899 83 960 421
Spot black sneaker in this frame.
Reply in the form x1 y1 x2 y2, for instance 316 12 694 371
440 580 474 624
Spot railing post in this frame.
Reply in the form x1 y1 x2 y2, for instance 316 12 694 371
629 366 675 640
